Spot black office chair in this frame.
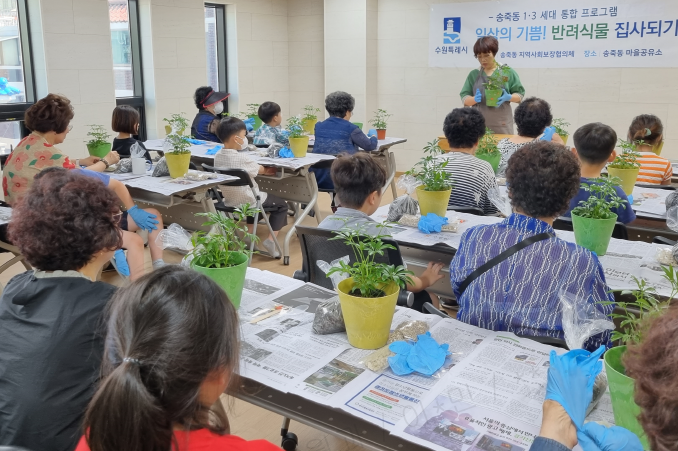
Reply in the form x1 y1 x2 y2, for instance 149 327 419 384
202 164 282 262
448 206 485 216
423 302 449 317
653 236 676 246
554 216 628 240
293 225 413 307
636 184 676 191
517 335 569 349
310 158 337 213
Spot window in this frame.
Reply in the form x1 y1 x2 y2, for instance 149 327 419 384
0 0 36 143
204 4 228 97
108 0 146 140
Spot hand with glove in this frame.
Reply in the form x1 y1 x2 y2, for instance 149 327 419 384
243 117 255 132
540 126 557 141
474 88 482 104
127 205 159 232
495 89 513 107
577 422 643 451
367 129 378 138
113 249 130 277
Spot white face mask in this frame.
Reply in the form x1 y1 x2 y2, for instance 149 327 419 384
234 135 248 150
213 102 224 115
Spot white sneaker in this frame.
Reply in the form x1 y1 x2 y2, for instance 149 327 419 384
262 238 280 258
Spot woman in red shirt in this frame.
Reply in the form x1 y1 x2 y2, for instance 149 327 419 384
75 266 281 451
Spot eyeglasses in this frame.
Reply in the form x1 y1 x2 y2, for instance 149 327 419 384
113 212 123 224
66 124 73 132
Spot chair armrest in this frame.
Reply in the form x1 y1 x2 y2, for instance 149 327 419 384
293 270 308 282
397 290 413 307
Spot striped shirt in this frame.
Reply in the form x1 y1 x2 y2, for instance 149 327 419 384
636 152 672 184
449 213 614 351
437 152 499 215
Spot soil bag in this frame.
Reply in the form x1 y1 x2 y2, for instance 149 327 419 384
388 174 421 222
311 256 351 335
152 157 170 177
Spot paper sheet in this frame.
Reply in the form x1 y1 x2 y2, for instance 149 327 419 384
122 173 234 196
631 186 669 218
0 207 12 225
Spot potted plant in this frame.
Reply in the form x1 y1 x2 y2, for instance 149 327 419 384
163 113 189 136
369 109 391 140
406 139 453 217
475 127 501 173
246 103 262 131
188 206 258 309
164 132 192 178
328 223 413 349
85 125 112 158
570 176 626 256
286 115 308 158
608 140 641 195
600 269 678 450
552 118 570 145
482 63 511 107
301 105 320 134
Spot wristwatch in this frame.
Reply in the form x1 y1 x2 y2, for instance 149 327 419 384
100 158 110 169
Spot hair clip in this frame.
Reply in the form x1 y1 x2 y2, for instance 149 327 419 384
123 357 142 366
645 128 652 136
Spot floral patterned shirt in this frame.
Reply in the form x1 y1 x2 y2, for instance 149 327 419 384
2 133 75 205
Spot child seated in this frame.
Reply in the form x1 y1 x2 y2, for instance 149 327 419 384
214 117 287 257
111 105 152 161
564 123 635 223
318 153 444 311
253 101 289 146
628 114 672 185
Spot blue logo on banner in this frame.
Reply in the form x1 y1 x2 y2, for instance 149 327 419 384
443 17 461 44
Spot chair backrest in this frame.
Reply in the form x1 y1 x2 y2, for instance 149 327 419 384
295 225 405 290
311 158 335 170
448 206 485 216
636 184 676 191
554 216 628 240
652 236 677 246
202 163 254 187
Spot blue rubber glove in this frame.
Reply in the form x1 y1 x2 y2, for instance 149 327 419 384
127 205 159 231
186 138 205 145
114 249 130 277
544 346 605 429
495 89 512 107
388 332 451 376
279 146 294 158
540 126 557 141
627 194 634 206
205 144 223 155
367 128 378 138
388 341 414 375
418 213 448 234
243 117 255 132
281 130 290 138
474 88 482 103
577 423 643 451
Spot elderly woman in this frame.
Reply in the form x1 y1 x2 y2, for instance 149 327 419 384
449 141 614 351
496 97 564 177
312 91 379 190
190 86 230 142
0 168 121 451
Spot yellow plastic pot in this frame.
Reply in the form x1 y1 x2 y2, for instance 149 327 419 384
302 118 317 134
165 152 191 178
289 136 309 158
337 278 399 350
559 134 569 145
164 125 185 135
607 167 640 196
416 186 451 217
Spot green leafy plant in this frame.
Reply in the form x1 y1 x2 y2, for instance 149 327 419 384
286 115 305 138
609 139 642 169
405 139 453 192
368 109 392 130
189 205 259 268
475 127 500 157
85 125 110 146
571 176 626 219
327 223 413 298
482 63 511 91
552 118 570 138
601 266 678 345
164 133 191 154
222 111 247 120
302 105 321 121
246 103 260 116
163 113 189 133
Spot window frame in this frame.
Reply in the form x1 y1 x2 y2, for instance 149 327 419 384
205 3 228 111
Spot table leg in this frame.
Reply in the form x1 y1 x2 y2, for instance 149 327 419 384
382 147 398 199
282 172 318 265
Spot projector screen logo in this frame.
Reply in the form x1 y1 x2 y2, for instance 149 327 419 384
443 17 461 44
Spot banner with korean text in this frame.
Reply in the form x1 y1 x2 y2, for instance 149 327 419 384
429 0 678 67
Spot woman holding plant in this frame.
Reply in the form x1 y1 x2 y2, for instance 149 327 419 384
460 36 525 134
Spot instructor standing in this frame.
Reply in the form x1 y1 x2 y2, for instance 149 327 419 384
460 36 525 134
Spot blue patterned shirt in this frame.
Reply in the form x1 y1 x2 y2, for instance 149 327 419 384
449 213 614 351
253 123 289 146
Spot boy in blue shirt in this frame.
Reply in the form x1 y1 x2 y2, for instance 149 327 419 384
253 101 289 146
564 122 636 224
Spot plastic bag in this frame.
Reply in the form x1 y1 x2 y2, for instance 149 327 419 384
667 206 678 232
267 142 284 158
488 186 512 217
666 191 678 211
387 175 421 222
156 223 194 252
130 142 145 159
559 288 615 350
152 157 170 177
312 298 345 335
316 255 350 290
657 247 678 266
114 158 133 173
388 320 429 343
362 345 394 372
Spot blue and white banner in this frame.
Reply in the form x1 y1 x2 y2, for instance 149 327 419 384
429 0 678 67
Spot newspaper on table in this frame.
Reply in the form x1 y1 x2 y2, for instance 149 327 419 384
241 267 305 304
122 173 235 197
107 172 146 182
249 153 335 171
0 207 11 225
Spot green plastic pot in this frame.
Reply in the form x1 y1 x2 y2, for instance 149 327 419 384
192 251 248 309
571 212 617 256
604 346 650 449
485 88 502 107
476 152 501 174
248 114 263 131
416 186 451 217
289 136 309 158
608 167 640 196
302 118 317 134
165 152 191 179
352 122 363 130
87 142 111 158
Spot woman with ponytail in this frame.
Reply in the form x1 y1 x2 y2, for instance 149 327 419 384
76 266 281 451
628 114 673 185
